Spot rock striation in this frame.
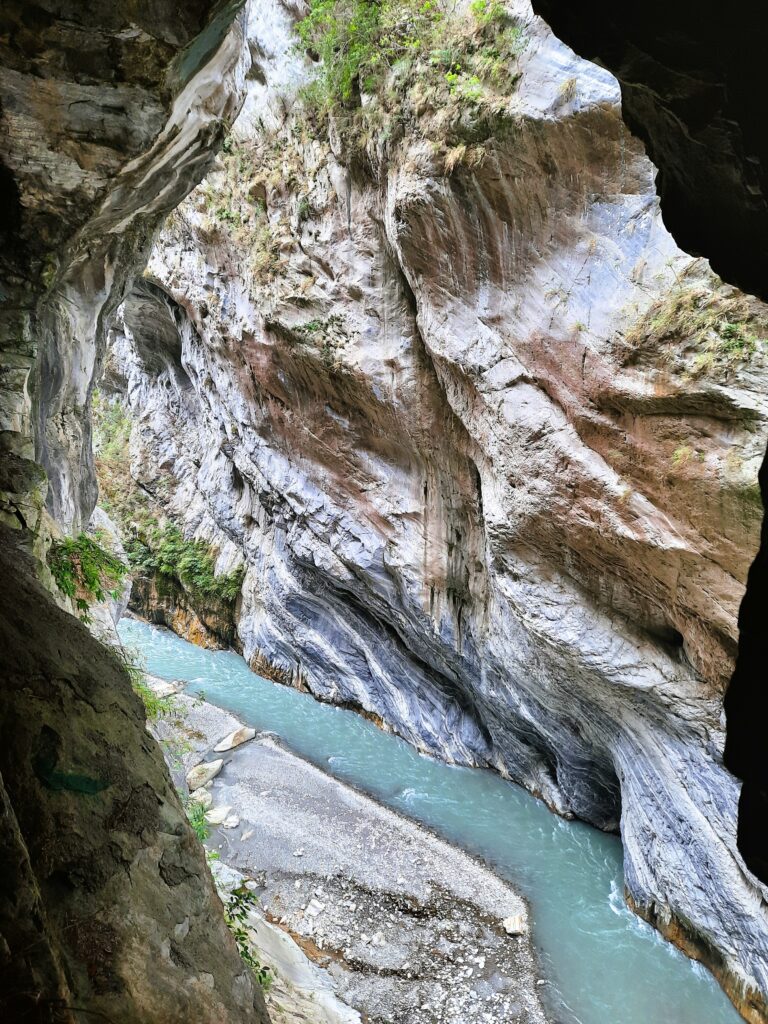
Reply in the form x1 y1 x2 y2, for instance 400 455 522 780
530 0 768 929
104 0 768 1018
530 0 768 303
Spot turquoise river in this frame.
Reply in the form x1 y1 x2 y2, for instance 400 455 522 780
119 617 742 1024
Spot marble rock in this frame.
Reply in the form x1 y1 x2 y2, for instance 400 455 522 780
206 805 233 826
102 0 768 1014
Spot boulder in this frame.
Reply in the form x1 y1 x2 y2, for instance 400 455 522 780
189 788 213 810
502 914 527 936
186 759 223 791
205 805 232 826
214 726 256 752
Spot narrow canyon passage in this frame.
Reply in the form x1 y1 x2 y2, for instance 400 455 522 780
3 0 768 1021
121 616 741 1024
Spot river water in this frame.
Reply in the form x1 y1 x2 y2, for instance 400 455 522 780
119 617 741 1024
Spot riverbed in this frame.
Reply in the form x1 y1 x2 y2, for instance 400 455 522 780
119 617 742 1024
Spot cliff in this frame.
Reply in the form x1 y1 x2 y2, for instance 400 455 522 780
0 2 269 1019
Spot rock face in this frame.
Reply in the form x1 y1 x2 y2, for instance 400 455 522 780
531 0 768 922
0 0 251 529
105 0 768 1018
0 2 271 1020
529 0 768 303
0 526 268 1023
130 570 238 649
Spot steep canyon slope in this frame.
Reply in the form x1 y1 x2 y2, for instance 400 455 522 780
102 0 768 1019
0 2 269 1020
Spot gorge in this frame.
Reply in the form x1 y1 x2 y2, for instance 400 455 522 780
2 1 768 1022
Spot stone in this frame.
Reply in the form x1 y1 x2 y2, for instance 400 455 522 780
304 899 325 919
205 805 232 826
222 815 241 829
214 726 257 752
186 760 223 792
502 915 527 937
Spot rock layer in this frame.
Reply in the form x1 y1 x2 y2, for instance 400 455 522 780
530 0 768 909
105 0 768 1017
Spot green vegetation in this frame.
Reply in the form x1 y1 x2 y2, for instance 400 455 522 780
93 390 245 607
670 445 694 468
295 0 524 155
195 154 284 283
93 389 141 521
48 532 128 622
224 889 273 991
113 644 178 721
186 800 211 843
292 313 351 368
127 523 245 603
132 675 178 721
626 272 768 378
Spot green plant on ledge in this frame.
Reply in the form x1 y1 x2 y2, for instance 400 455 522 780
48 532 128 622
625 271 768 377
185 800 211 843
112 644 178 722
127 522 245 604
296 0 524 151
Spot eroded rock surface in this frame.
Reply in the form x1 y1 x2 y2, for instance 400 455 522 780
0 527 268 1023
104 0 768 1017
529 0 768 917
530 0 768 302
0 0 251 529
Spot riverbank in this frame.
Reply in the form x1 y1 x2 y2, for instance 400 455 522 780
149 676 548 1024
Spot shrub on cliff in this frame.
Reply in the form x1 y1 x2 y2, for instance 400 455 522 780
129 522 245 605
296 0 524 150
48 533 128 622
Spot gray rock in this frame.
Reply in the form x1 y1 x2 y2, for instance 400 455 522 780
101 0 768 1015
206 804 233 825
190 788 214 810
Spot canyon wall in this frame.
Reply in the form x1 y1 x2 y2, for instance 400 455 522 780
531 0 768 910
103 0 768 1018
0 2 269 1019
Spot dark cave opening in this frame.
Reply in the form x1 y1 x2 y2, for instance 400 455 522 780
724 438 768 884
